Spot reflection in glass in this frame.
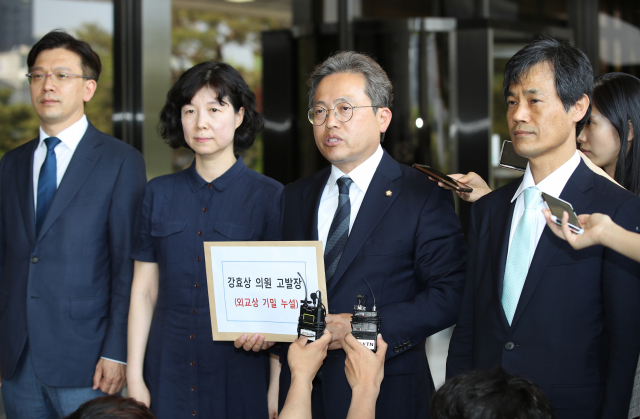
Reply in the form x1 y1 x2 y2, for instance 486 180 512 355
599 10 640 76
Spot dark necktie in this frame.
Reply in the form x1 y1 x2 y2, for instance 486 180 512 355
324 176 353 286
36 137 61 235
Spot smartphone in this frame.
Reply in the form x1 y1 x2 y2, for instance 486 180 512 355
541 192 584 235
499 141 528 172
412 164 473 193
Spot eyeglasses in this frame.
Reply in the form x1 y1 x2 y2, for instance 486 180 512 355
307 102 379 126
26 71 90 86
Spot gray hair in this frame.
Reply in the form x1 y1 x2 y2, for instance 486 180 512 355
308 51 393 113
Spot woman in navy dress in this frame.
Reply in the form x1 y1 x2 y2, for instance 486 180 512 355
126 62 283 418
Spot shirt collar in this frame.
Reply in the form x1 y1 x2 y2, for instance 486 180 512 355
187 156 247 192
327 145 383 194
511 150 581 203
38 115 88 153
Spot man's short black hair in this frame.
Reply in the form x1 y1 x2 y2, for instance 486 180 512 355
159 61 263 153
64 395 155 419
27 30 102 81
431 368 556 419
503 36 593 134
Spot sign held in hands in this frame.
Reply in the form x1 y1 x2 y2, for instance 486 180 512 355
204 241 327 342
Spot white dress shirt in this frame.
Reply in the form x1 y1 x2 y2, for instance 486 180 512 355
318 145 384 252
507 150 581 263
32 115 88 210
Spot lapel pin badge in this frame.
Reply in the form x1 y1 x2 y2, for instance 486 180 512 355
385 190 392 196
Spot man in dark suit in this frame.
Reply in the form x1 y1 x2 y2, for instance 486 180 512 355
277 51 467 418
0 31 146 418
446 37 640 419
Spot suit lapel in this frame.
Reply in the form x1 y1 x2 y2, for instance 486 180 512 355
510 160 594 329
558 160 595 214
327 152 402 293
17 140 38 246
303 168 330 241
37 124 103 241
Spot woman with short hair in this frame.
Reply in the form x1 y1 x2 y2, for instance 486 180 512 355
126 62 282 418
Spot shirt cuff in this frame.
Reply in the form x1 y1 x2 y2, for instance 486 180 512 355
101 356 127 365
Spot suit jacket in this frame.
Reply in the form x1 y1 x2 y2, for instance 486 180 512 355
278 151 467 418
447 160 640 419
0 122 147 387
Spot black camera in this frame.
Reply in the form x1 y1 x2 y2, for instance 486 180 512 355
296 273 326 342
350 277 381 352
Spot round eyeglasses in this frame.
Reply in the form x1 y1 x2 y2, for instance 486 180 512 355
26 71 90 86
307 102 379 126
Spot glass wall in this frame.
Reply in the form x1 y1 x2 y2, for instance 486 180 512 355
0 0 114 159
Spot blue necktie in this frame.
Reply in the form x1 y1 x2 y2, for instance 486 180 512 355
324 176 353 286
36 137 61 235
502 187 542 325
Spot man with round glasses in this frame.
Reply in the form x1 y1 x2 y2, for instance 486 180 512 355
0 30 146 418
278 51 467 418
308 102 378 126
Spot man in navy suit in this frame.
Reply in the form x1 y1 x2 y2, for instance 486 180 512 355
446 37 640 419
0 31 146 418
277 51 467 418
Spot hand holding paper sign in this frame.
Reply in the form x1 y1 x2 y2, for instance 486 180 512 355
234 333 275 351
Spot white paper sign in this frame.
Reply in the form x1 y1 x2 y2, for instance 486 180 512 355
204 241 327 342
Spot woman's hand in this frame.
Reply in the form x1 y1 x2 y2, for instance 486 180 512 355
543 210 611 250
127 376 151 408
234 334 275 351
436 172 492 203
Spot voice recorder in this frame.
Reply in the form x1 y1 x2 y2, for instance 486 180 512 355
296 272 326 342
351 277 381 352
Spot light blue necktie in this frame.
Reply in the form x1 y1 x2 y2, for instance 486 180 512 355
324 176 353 287
502 187 541 325
36 137 61 235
